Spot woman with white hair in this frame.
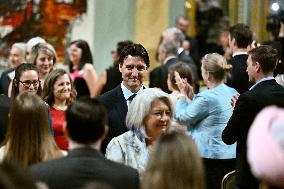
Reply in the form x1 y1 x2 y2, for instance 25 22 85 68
105 88 172 173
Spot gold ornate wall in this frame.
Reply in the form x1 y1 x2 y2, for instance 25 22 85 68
228 0 270 42
135 0 169 75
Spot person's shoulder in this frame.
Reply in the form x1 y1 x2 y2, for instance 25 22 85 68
222 84 238 94
1 68 13 75
29 157 66 175
150 66 161 75
110 131 133 144
96 85 121 101
103 156 139 177
0 94 11 105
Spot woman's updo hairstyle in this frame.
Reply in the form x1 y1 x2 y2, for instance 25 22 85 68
201 53 232 82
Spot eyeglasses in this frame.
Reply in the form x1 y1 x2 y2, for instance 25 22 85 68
19 80 40 88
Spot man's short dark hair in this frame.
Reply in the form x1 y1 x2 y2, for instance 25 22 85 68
65 98 107 144
229 23 253 48
249 45 279 74
118 43 150 68
116 40 134 57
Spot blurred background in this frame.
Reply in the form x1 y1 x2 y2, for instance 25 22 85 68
0 0 283 76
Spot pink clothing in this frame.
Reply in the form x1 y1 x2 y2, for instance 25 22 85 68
50 107 68 151
70 70 84 81
247 106 284 188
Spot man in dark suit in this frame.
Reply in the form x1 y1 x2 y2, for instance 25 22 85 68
149 40 179 93
222 45 284 189
226 23 254 94
96 43 149 153
175 15 200 65
150 30 199 93
30 98 139 189
0 42 26 95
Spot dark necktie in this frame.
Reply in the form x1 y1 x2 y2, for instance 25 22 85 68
128 94 137 104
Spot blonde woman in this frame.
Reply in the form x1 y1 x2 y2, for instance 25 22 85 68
30 42 56 87
175 53 238 189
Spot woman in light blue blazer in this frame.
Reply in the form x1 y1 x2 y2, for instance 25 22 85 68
175 53 238 189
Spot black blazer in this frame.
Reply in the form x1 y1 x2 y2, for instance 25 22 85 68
149 57 178 93
0 68 13 96
29 147 139 189
222 79 284 189
226 54 253 94
96 85 128 153
0 94 11 144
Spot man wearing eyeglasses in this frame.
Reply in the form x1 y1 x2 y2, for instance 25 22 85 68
97 43 149 154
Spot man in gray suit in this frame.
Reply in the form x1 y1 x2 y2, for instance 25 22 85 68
30 98 139 189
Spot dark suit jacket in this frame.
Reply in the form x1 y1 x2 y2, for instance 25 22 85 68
149 57 178 93
178 52 200 93
0 94 11 143
30 147 139 189
96 85 128 153
226 54 253 94
222 79 284 189
0 68 13 96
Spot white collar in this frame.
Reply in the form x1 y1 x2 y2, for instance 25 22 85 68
249 76 275 90
232 52 247 57
121 83 144 100
163 55 176 65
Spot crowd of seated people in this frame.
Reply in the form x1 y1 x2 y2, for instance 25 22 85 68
0 15 284 189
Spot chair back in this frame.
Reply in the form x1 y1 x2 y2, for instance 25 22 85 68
221 170 236 189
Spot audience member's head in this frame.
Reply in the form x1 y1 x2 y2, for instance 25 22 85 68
9 42 27 69
0 161 37 189
201 53 232 83
65 98 108 146
157 40 178 63
26 37 46 62
30 43 56 79
142 131 205 189
175 15 189 34
4 92 61 167
67 39 93 72
167 62 193 92
248 106 284 189
11 63 42 99
42 69 76 106
126 88 172 144
229 23 253 50
162 27 185 48
247 45 279 79
118 43 149 93
118 43 150 68
112 40 134 66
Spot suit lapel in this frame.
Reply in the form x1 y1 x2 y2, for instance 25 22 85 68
113 86 128 124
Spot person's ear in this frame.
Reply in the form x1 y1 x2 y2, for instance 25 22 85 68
101 126 109 141
232 38 237 46
255 62 261 72
119 63 123 72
